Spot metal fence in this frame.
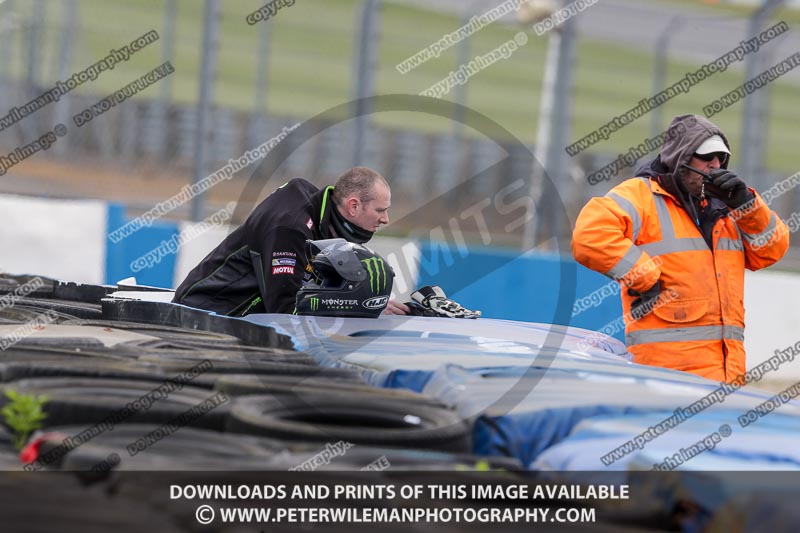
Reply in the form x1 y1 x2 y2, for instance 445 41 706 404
0 0 798 253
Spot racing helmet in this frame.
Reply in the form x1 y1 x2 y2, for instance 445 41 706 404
295 238 394 318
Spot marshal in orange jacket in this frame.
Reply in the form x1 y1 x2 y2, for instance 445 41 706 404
573 118 788 382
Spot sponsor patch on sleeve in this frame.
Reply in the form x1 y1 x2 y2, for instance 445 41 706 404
272 266 295 275
272 258 297 267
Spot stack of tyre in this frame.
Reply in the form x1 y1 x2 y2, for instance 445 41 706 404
0 274 517 472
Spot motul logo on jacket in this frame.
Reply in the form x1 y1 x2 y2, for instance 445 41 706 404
272 266 295 275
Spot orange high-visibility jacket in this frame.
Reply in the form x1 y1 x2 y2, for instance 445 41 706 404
572 177 789 382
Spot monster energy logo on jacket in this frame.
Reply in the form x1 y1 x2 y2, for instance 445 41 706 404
309 297 319 311
361 257 387 294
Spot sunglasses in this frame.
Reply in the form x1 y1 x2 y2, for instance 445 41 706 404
694 152 728 164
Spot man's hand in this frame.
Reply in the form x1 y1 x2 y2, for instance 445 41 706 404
408 286 481 319
628 281 662 321
383 300 410 315
706 169 754 209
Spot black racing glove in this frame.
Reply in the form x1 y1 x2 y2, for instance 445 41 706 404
706 169 754 209
627 281 662 321
406 286 481 319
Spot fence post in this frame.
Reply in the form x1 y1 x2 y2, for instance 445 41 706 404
650 16 683 139
351 0 380 168
190 0 220 222
523 3 576 251
740 0 784 187
52 0 76 156
248 15 272 148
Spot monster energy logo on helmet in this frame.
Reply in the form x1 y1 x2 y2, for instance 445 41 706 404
361 257 387 294
295 238 392 318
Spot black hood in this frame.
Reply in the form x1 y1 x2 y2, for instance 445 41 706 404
660 114 730 174
635 115 732 248
636 114 731 225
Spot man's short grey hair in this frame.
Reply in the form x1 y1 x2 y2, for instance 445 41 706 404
332 166 389 206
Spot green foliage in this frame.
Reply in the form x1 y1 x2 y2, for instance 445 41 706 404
1 390 49 451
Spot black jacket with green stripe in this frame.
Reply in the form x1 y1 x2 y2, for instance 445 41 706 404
173 179 335 316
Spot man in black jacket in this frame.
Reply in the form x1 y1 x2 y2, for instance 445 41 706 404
173 166 410 315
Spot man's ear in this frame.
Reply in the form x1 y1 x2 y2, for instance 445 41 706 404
345 196 360 217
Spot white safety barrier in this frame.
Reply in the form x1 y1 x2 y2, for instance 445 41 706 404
0 194 106 284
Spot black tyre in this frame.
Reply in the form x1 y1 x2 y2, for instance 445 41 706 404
0 304 82 324
278 443 524 472
1 378 229 431
215 375 445 408
0 352 243 389
0 323 143 350
0 344 134 363
0 360 168 384
125 340 317 366
0 451 24 470
51 280 115 304
62 319 242 344
29 424 285 471
215 375 363 396
103 298 294 349
0 425 12 452
15 297 102 319
225 394 471 452
0 274 54 297
140 355 361 379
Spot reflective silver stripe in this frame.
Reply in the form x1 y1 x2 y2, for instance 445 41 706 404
724 325 745 341
651 191 675 240
606 244 643 280
607 192 642 242
626 325 745 346
640 182 710 256
640 237 707 256
716 238 743 252
741 212 777 244
641 187 711 255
